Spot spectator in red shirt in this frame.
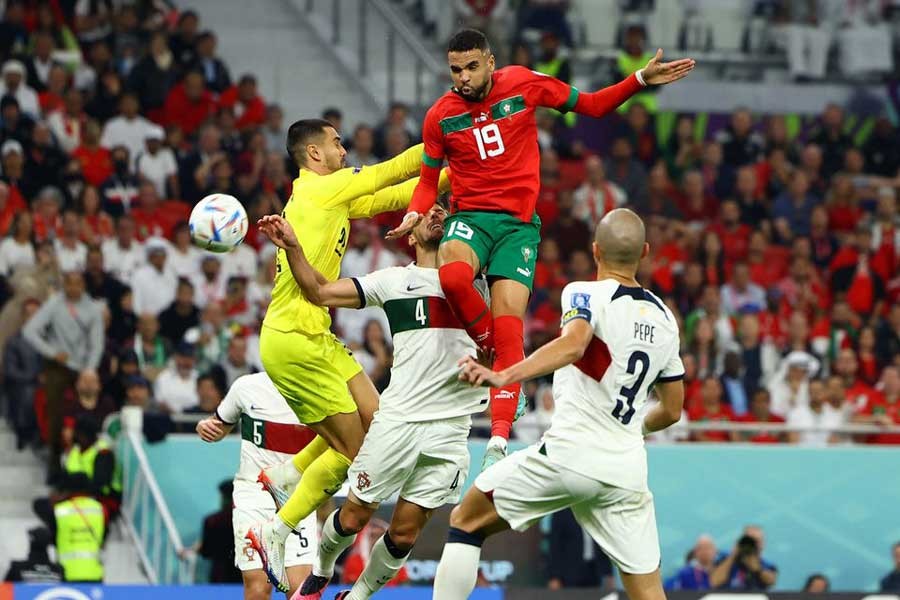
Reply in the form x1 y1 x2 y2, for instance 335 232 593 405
826 174 862 235
859 365 900 444
567 249 594 282
857 326 881 386
132 182 175 241
735 389 785 444
747 230 787 289
38 64 68 115
709 200 751 266
697 230 725 287
533 238 565 291
869 188 898 276
218 74 266 131
678 170 718 224
162 70 217 137
688 378 734 442
72 120 113 187
572 155 626 227
831 235 885 320
835 347 881 414
0 178 26 237
76 185 114 245
535 148 561 228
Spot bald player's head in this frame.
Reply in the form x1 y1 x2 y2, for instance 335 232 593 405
592 208 648 274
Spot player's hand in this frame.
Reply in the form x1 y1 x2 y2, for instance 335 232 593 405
458 355 505 387
474 346 494 369
257 215 300 250
385 212 422 240
641 49 696 86
196 417 227 442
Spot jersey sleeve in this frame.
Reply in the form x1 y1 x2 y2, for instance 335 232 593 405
353 267 400 309
216 378 244 424
559 282 600 330
658 345 685 382
421 105 445 167
512 66 580 113
349 168 451 219
311 144 424 210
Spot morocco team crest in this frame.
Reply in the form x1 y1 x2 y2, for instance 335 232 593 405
521 246 533 263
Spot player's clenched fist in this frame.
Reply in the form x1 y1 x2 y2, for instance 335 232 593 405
257 215 300 250
196 417 228 442
458 355 507 388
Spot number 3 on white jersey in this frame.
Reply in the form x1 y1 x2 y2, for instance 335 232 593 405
474 123 505 160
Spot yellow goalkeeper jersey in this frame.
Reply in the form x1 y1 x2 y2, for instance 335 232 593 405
264 144 446 336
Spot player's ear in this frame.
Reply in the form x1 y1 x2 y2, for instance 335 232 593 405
487 52 495 72
592 241 601 266
641 242 650 260
306 143 319 163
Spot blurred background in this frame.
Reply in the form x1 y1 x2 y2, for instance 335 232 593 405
0 0 899 598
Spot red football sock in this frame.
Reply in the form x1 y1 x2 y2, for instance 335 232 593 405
439 261 493 349
490 315 525 440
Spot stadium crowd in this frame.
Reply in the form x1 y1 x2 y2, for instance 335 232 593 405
0 0 898 477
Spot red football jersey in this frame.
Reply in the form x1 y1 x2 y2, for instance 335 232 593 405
421 66 578 221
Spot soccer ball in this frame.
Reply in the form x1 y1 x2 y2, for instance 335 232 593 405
189 193 249 253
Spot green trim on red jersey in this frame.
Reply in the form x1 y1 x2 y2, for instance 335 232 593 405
382 296 463 335
440 112 475 135
490 95 526 121
422 151 442 168
561 86 580 113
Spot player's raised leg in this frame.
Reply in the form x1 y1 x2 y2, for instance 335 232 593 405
437 238 493 350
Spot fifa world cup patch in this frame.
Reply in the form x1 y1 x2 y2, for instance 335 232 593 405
571 292 591 308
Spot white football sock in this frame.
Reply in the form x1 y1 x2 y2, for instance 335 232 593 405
312 508 357 579
345 534 409 600
433 542 482 600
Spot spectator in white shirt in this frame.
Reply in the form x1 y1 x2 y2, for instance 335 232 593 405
101 214 145 285
131 238 178 316
0 210 36 276
262 103 284 153
135 125 178 199
787 379 845 446
335 221 399 345
720 261 767 316
167 222 202 280
220 240 258 281
153 341 199 414
345 124 379 167
100 92 154 168
768 351 821 417
53 210 88 273
218 334 257 387
191 255 226 308
46 89 86 154
572 155 627 228
0 60 40 117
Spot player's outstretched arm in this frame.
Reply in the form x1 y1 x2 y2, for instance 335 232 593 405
387 109 444 239
349 167 451 219
641 379 684 435
571 49 694 118
459 319 594 387
196 416 233 442
323 144 425 210
258 215 363 309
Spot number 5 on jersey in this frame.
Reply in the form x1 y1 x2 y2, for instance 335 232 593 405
473 123 505 160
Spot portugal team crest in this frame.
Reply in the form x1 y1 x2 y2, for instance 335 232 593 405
357 471 372 491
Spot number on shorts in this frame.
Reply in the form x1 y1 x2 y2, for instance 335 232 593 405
446 221 474 241
473 123 505 160
415 299 427 325
252 421 263 446
449 470 460 491
612 351 650 425
292 527 309 548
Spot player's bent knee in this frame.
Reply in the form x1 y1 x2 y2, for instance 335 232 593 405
340 497 375 534
243 571 272 600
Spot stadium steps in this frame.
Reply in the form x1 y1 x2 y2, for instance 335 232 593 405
181 0 381 130
0 425 148 583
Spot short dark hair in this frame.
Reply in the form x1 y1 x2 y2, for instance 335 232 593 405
447 29 490 54
322 107 342 121
286 118 333 167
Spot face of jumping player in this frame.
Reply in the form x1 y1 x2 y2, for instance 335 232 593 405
310 126 347 172
448 49 495 102
410 205 447 248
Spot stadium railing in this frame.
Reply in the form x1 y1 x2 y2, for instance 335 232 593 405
300 0 444 113
119 428 196 584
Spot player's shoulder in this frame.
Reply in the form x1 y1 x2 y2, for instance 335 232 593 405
427 92 466 118
562 279 617 304
229 372 276 399
359 263 412 291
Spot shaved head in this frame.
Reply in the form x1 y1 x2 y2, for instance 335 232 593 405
593 208 647 270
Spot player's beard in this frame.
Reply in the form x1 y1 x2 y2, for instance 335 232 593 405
458 78 490 102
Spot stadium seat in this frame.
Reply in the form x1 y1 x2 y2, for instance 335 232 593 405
574 0 620 48
646 1 683 50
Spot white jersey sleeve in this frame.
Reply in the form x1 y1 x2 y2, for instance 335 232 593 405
560 282 602 330
216 380 244 425
354 266 405 309
658 341 686 382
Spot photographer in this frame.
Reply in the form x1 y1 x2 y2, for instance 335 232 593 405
710 525 778 590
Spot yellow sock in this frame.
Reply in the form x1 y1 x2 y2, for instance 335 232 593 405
278 448 351 528
292 436 329 473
